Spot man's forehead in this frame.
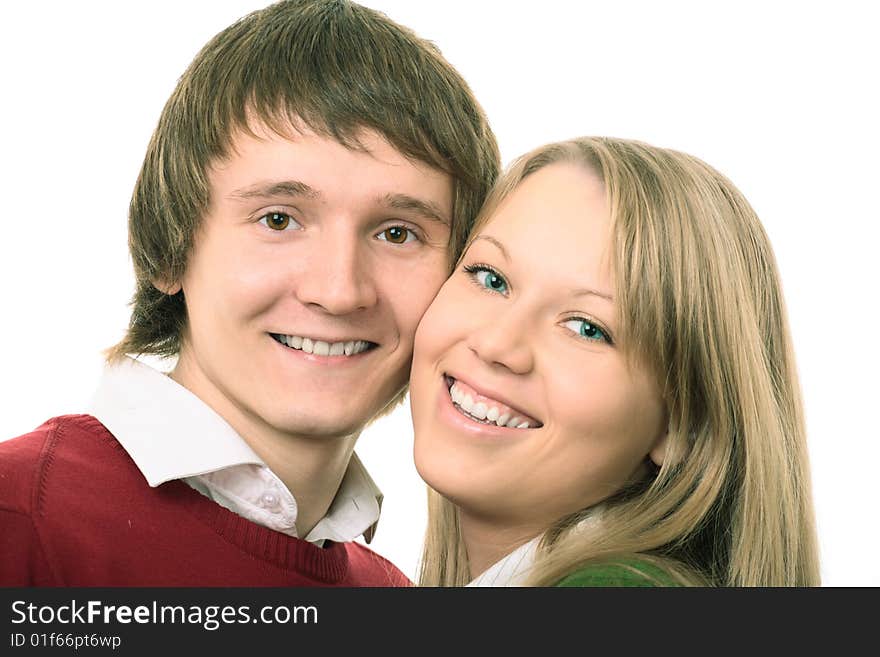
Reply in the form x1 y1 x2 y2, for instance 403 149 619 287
231 111 451 179
229 113 396 165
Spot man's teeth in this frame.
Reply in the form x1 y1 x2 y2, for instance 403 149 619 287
276 334 372 356
449 381 535 429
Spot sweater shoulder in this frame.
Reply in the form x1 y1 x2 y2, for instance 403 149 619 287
556 558 682 588
0 414 119 515
344 541 413 587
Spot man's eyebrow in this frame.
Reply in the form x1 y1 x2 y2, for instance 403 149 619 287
229 180 320 200
381 193 450 226
473 234 510 261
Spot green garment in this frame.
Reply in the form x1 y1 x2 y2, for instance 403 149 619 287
556 559 681 587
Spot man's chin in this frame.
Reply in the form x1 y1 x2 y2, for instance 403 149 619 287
272 412 370 441
258 388 403 439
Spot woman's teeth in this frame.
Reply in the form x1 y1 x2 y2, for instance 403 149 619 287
272 334 372 356
448 380 537 429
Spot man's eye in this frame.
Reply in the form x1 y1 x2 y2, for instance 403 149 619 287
258 212 300 231
377 226 417 244
562 318 611 344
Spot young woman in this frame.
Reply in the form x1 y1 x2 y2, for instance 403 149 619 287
409 137 820 586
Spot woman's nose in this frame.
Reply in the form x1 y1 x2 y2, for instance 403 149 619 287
465 306 534 375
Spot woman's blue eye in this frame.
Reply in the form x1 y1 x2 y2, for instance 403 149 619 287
472 268 508 294
562 318 610 343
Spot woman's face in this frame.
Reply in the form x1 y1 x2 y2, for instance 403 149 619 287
411 162 668 531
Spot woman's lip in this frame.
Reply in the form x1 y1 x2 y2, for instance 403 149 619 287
443 372 544 427
436 373 538 437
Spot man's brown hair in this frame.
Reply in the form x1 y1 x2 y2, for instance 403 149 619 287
108 0 499 360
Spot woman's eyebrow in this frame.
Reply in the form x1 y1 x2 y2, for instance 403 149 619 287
474 234 613 300
473 234 510 261
572 287 614 302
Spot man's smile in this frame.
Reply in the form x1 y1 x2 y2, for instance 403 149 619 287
270 333 378 357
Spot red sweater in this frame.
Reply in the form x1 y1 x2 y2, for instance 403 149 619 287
0 415 411 587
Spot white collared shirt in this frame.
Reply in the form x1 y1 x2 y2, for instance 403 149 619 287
466 537 540 587
89 357 383 545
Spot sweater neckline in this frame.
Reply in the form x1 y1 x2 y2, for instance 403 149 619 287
83 415 351 584
166 479 351 583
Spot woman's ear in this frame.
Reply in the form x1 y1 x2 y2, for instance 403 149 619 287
152 278 182 295
648 432 669 467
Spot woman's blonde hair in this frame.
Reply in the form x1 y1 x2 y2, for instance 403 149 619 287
418 137 820 587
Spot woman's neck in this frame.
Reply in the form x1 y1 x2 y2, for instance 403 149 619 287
459 512 544 580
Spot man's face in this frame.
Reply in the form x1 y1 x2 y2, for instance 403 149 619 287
170 122 453 443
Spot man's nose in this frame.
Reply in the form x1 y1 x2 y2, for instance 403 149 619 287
293 232 378 315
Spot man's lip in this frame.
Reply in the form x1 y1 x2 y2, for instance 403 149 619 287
269 331 379 345
443 372 544 426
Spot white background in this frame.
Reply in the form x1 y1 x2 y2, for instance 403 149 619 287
0 1 877 586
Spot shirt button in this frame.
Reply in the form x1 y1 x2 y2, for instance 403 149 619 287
259 491 280 509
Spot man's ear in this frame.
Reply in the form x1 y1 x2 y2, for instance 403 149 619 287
152 277 182 295
648 431 669 468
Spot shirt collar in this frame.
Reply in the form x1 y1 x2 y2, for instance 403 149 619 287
89 357 263 486
467 536 540 587
88 357 383 542
309 455 383 544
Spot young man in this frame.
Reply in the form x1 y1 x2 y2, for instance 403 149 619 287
0 0 499 586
